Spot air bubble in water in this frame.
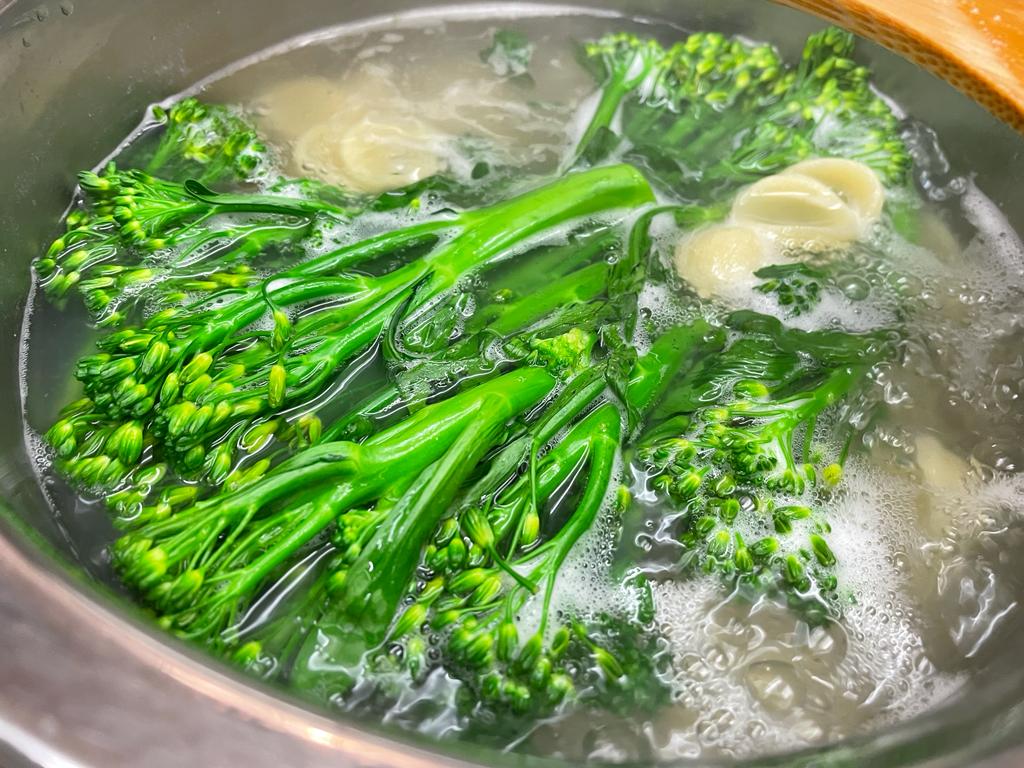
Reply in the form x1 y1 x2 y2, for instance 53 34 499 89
838 274 870 300
903 121 967 201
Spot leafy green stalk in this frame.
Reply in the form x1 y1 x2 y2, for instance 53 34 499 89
573 34 668 164
145 97 268 183
48 164 654 493
113 367 556 644
576 28 909 197
34 169 348 323
294 327 706 714
636 313 891 617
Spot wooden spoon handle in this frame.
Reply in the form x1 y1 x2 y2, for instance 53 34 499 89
775 0 1024 130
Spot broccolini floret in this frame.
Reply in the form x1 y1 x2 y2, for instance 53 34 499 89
146 97 268 183
577 27 910 196
636 312 892 618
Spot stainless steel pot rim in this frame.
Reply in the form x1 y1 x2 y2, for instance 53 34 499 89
3 3 1024 766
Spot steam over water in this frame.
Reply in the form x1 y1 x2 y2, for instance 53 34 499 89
20 10 1024 763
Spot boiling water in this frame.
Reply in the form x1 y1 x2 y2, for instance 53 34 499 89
20 9 1024 763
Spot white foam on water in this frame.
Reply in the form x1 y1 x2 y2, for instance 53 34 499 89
648 456 967 761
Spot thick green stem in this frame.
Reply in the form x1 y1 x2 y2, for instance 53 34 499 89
154 368 557 638
523 403 620 633
291 368 556 690
573 81 631 165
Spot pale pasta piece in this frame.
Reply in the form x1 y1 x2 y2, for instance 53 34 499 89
782 158 885 223
731 172 862 249
912 433 972 538
675 158 888 301
292 110 445 194
254 70 445 194
914 433 970 493
673 224 773 298
249 76 351 141
917 209 961 262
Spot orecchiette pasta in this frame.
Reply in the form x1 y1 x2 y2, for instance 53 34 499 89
782 158 885 223
675 157 886 298
673 224 774 299
731 172 863 249
248 76 351 140
293 111 444 194
252 72 446 194
249 61 579 195
914 433 970 493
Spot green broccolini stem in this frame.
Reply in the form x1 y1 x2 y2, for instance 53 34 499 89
58 165 654 490
290 368 556 689
117 367 556 642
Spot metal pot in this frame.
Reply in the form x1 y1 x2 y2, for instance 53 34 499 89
2 1 1023 765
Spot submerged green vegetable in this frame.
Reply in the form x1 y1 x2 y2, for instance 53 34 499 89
577 28 909 196
46 164 652 496
637 312 892 619
34 24 911 726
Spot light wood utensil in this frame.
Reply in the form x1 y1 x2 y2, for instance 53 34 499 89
776 0 1024 130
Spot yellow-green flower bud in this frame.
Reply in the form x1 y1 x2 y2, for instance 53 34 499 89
529 657 552 690
674 471 703 497
446 537 467 570
183 374 213 402
430 609 461 631
183 444 206 471
271 310 291 352
390 602 427 640
181 352 213 383
448 568 488 595
46 418 75 448
298 413 322 444
462 507 494 551
497 622 519 662
614 485 632 514
268 364 287 409
211 401 234 429
706 529 731 557
519 510 540 546
448 626 474 656
232 641 263 667
734 546 754 573
822 462 843 487
516 633 543 673
207 444 234 484
232 397 263 417
418 576 444 603
165 401 196 437
547 673 574 704
784 554 807 587
186 404 214 436
326 569 348 595
713 474 736 496
481 672 503 700
720 497 741 523
159 372 180 406
469 574 502 606
240 420 279 452
464 632 494 667
102 357 137 380
810 533 836 567
433 517 459 548
162 485 198 508
139 341 170 377
108 421 144 465
550 627 571 660
594 647 624 680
